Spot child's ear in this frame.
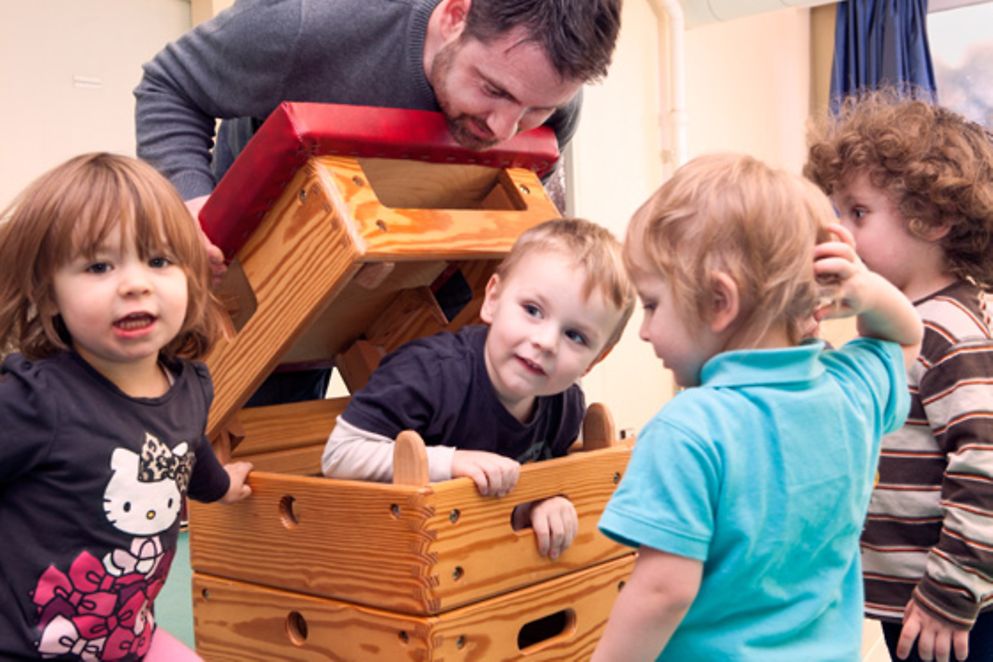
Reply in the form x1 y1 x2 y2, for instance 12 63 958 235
708 271 740 334
480 273 501 324
913 219 951 242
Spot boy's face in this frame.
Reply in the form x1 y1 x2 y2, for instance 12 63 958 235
632 270 721 388
831 172 942 298
480 250 623 421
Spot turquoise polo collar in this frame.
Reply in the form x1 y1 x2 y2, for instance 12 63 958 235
699 340 827 388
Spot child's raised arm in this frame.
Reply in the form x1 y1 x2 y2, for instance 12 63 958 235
815 224 923 370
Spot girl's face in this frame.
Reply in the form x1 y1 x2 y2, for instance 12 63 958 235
51 223 188 384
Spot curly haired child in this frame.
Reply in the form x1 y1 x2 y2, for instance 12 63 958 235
806 93 993 662
592 153 922 661
0 153 252 661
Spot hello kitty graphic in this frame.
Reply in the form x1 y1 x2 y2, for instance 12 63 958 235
101 434 192 577
31 433 193 660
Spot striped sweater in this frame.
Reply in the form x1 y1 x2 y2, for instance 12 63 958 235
862 280 993 626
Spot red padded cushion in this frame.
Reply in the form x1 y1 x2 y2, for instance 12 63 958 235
199 102 560 257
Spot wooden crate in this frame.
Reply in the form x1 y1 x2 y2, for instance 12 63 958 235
189 427 632 615
190 103 634 659
192 554 634 661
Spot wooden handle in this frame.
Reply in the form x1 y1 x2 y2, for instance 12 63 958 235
393 430 430 486
580 402 616 451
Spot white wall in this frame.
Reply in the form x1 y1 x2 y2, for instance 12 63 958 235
0 0 822 435
572 3 815 434
0 0 190 208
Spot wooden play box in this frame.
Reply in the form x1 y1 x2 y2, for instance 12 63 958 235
188 103 635 660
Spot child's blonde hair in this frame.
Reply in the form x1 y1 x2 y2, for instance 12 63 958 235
625 153 834 345
805 91 993 288
0 152 223 361
496 217 636 352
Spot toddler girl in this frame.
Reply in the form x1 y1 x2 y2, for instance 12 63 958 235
0 153 251 660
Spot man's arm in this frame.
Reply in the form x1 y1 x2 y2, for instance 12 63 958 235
134 1 303 199
591 547 702 661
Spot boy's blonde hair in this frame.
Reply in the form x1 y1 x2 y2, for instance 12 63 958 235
625 153 834 345
496 217 636 352
0 152 223 361
805 91 993 288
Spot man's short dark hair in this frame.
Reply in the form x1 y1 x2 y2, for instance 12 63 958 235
464 0 622 82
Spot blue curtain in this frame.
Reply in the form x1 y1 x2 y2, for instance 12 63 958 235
830 0 937 107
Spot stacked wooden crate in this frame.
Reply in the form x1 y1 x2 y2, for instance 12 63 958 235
187 103 635 661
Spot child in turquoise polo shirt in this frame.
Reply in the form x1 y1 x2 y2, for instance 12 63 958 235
592 153 923 661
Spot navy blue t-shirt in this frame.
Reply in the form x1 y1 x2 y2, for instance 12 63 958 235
342 325 585 463
0 352 230 660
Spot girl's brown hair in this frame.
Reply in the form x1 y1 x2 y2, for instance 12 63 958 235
0 152 223 360
805 91 993 288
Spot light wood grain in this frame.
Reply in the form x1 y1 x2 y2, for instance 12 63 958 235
319 156 560 260
193 554 634 661
393 431 430 486
189 444 632 615
204 163 365 437
230 398 348 457
581 403 617 451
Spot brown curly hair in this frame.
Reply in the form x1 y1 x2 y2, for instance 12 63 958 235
0 152 224 361
805 91 993 288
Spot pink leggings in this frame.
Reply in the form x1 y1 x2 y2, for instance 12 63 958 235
145 628 202 661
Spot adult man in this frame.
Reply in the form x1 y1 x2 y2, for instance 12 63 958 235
134 0 621 404
135 0 621 219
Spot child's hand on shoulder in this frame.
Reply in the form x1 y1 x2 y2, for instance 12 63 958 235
813 222 871 320
451 450 520 497
221 461 253 503
528 496 578 560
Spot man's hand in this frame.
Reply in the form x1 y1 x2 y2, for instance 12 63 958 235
451 450 520 497
185 194 227 283
897 599 970 662
528 496 578 560
220 461 253 503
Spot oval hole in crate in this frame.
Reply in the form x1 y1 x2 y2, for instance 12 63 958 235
286 611 309 646
517 609 576 652
279 495 300 528
509 498 568 531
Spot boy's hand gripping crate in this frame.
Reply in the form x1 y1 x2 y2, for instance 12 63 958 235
187 103 635 661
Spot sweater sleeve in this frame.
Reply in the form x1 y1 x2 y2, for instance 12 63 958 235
134 0 304 198
913 337 993 626
321 416 455 482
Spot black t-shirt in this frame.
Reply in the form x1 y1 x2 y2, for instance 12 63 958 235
342 325 585 464
0 352 229 660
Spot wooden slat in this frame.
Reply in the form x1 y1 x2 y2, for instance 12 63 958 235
319 157 560 260
205 163 365 437
193 554 635 661
189 444 632 615
231 398 348 457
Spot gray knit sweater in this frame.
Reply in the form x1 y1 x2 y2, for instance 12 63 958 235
134 0 581 199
